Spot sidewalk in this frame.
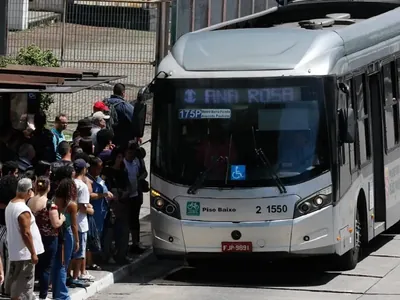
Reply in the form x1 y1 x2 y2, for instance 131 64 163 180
27 216 153 300
27 127 153 300
67 216 153 300
0 215 153 300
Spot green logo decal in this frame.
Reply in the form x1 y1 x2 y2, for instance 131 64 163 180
186 201 200 216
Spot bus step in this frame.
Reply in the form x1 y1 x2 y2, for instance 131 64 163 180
374 221 386 236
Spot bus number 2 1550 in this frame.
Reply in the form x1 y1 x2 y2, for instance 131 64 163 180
256 205 288 214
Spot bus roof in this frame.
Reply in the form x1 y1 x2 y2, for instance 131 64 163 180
168 1 400 73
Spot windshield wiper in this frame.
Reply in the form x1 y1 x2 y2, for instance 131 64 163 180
255 148 287 194
187 156 227 195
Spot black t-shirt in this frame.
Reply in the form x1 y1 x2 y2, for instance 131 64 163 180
0 141 17 163
30 128 56 163
0 209 5 226
102 166 129 191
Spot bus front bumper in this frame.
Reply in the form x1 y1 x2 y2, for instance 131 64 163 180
151 205 335 259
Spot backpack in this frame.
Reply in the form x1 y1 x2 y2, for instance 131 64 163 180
103 98 122 132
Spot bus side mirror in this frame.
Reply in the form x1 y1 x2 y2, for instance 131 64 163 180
137 86 153 103
338 108 355 144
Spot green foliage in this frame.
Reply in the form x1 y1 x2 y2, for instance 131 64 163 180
15 45 60 68
0 45 60 111
0 56 16 67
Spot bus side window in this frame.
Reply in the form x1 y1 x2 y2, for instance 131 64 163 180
382 62 398 150
338 83 347 166
354 74 370 165
396 58 400 142
348 80 357 172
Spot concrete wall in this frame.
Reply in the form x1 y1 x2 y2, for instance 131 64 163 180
8 0 29 30
29 0 66 13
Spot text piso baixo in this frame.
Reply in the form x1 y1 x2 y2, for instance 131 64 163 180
202 207 237 212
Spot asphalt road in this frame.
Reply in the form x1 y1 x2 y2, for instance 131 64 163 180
88 223 400 300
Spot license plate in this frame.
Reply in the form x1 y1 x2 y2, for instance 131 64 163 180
221 242 252 253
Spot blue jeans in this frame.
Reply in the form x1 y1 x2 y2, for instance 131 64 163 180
37 235 58 299
72 231 87 259
52 226 73 300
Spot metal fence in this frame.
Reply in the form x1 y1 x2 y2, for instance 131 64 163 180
7 0 170 123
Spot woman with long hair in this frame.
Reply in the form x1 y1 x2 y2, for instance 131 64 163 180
27 177 65 300
52 178 79 300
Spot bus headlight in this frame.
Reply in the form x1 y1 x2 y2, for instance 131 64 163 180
294 187 332 218
150 189 181 220
154 197 165 209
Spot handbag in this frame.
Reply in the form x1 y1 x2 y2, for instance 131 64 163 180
139 179 150 193
138 158 150 193
87 215 102 253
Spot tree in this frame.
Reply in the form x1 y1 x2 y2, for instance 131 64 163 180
0 45 60 111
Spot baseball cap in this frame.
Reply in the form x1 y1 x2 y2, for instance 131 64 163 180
92 111 110 120
93 101 109 112
73 159 89 170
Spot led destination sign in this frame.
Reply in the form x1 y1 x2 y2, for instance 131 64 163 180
181 87 302 104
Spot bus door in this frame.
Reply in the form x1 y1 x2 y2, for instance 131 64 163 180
337 80 352 197
369 72 386 233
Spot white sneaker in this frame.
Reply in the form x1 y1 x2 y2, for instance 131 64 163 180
79 271 95 281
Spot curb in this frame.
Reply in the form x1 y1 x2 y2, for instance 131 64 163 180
70 213 154 300
28 13 61 30
70 249 154 300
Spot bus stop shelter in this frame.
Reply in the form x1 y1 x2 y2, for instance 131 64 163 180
0 64 125 127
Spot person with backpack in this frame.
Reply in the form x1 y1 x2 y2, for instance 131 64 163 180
104 84 135 146
27 177 65 300
51 114 68 160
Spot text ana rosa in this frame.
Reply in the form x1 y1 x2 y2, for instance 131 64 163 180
202 207 237 212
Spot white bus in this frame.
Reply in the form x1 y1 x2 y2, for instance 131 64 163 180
147 0 400 270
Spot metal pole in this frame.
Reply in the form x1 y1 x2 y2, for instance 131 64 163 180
155 1 170 72
0 0 8 56
60 0 67 65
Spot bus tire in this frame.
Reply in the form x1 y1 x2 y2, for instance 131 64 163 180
337 208 361 271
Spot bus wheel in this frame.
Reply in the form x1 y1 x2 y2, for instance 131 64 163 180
337 209 361 271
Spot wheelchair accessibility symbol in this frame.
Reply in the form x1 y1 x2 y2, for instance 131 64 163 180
230 165 246 181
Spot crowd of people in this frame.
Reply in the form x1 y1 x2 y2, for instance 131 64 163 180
0 83 149 300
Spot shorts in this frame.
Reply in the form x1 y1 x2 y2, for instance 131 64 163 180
73 231 87 259
8 260 35 299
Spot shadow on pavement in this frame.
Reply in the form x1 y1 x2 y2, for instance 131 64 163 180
120 220 400 289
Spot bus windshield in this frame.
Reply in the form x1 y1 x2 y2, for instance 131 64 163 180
151 77 330 188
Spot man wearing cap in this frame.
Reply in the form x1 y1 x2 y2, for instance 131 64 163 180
93 101 109 114
93 101 112 132
91 111 109 152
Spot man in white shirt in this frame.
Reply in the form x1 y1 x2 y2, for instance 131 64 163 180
71 159 92 288
5 178 44 300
